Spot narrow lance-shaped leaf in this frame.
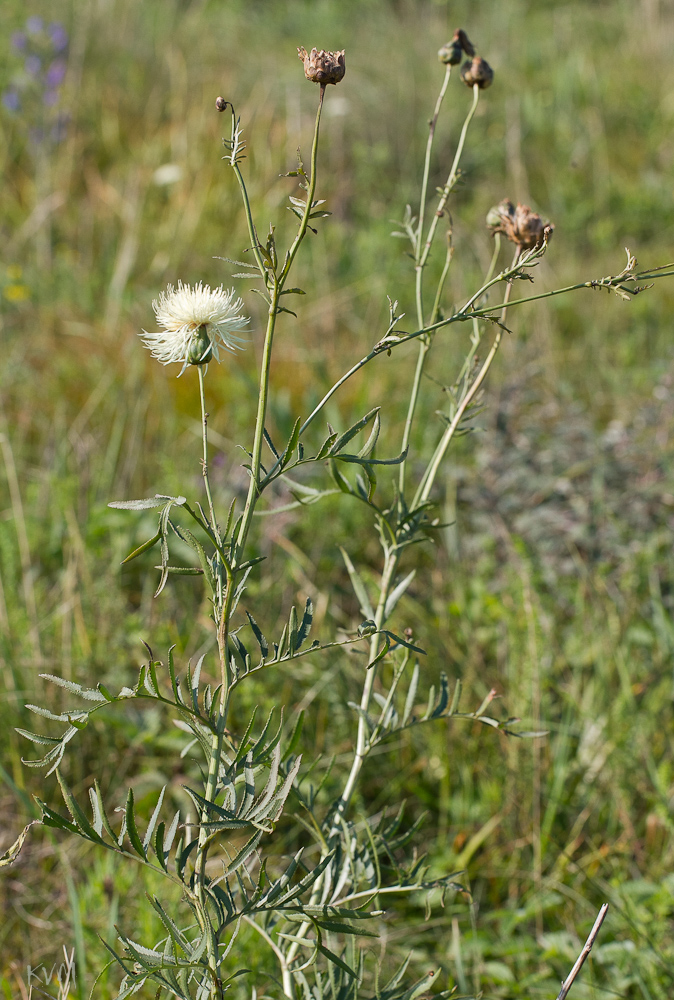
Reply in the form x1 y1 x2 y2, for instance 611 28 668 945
295 598 314 649
121 529 162 565
329 408 379 457
246 612 269 660
402 663 420 727
340 547 374 620
384 570 416 621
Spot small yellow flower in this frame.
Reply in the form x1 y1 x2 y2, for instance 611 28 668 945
4 284 29 302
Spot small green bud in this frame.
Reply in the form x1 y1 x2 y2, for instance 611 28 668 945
438 40 463 65
187 324 213 366
486 202 510 229
439 29 475 66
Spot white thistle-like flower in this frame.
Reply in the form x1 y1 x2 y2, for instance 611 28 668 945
141 281 248 375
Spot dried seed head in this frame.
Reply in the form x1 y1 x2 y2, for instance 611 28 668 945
297 46 346 86
215 96 228 112
460 56 494 89
487 199 554 249
439 29 475 65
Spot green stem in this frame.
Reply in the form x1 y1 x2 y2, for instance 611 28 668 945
413 250 520 509
283 545 400 971
198 366 221 545
235 87 325 562
429 236 454 327
242 915 293 999
414 64 452 327
418 84 480 275
280 85 325 283
401 84 480 499
234 288 280 560
398 339 430 495
330 546 399 834
227 106 267 280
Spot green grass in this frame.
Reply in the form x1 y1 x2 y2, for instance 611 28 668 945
2 0 674 996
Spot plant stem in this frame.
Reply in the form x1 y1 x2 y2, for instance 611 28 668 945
235 86 325 562
234 288 280 561
196 89 326 997
401 83 480 499
330 546 399 833
242 915 294 999
280 85 325 283
418 84 480 276
198 366 221 545
413 250 520 508
283 545 400 972
414 64 452 327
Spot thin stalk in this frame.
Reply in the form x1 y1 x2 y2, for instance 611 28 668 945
398 339 430 495
429 236 454 327
414 64 452 327
193 575 235 988
234 288 280 560
401 81 480 498
280 85 325 282
414 250 520 508
418 84 480 274
266 253 672 460
198 366 221 545
235 87 325 560
226 106 267 280
242 916 293 999
330 546 399 834
283 546 400 973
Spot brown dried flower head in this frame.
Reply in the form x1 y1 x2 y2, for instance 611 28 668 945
438 28 475 65
486 199 554 249
460 56 494 89
297 46 346 86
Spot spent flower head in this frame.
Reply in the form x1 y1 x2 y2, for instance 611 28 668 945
460 55 494 89
297 46 345 86
487 199 554 249
141 281 248 375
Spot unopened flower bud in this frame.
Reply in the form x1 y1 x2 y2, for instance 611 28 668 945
460 56 494 89
215 96 228 112
439 29 475 66
438 40 463 65
486 199 554 250
297 46 346 86
186 324 213 366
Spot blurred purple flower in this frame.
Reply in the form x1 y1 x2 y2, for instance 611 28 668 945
48 23 68 52
44 89 59 107
25 54 42 76
2 90 20 112
26 16 43 34
45 59 67 88
11 32 27 51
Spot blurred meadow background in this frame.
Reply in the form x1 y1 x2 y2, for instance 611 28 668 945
2 0 674 996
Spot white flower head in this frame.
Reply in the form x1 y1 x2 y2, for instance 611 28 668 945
141 281 248 375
